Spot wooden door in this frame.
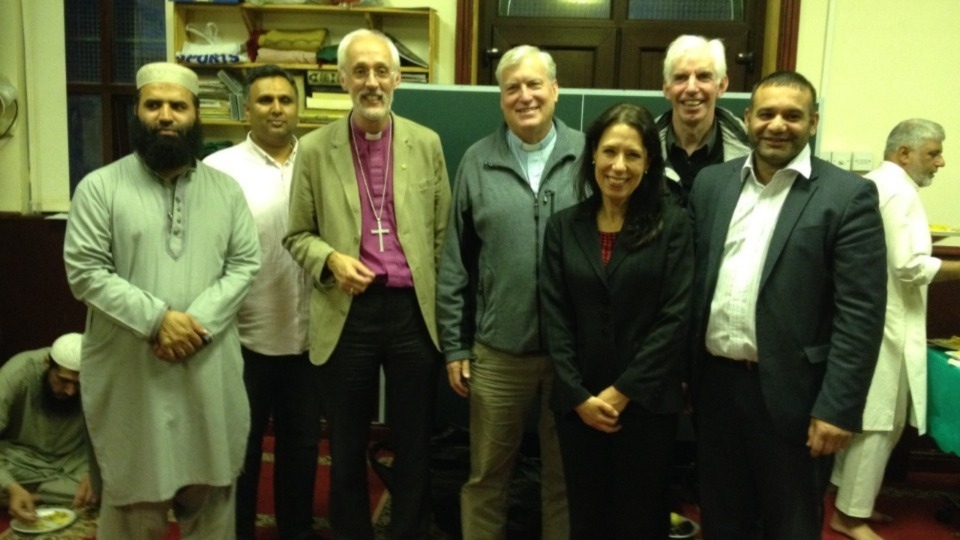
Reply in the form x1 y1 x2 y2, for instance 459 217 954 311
486 23 617 89
478 0 766 91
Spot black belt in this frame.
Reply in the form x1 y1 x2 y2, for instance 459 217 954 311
709 354 758 372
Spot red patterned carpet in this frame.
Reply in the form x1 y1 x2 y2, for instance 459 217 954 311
3 446 959 539
674 471 960 539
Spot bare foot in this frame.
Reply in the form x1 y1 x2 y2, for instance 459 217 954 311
830 510 884 540
866 510 893 523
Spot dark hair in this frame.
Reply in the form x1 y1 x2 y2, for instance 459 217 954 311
750 70 818 113
576 103 666 249
243 64 299 101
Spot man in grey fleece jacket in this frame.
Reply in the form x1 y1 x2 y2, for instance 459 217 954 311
658 34 750 205
436 45 585 540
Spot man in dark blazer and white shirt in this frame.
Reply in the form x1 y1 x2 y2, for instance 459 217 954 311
688 71 886 539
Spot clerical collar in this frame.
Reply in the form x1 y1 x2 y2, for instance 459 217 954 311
351 114 391 141
507 124 557 153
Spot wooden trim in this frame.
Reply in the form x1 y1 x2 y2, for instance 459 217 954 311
454 0 474 84
776 0 800 71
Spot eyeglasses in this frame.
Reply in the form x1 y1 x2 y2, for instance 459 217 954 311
350 66 395 81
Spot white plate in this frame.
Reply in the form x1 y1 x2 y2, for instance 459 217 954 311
668 515 700 539
10 507 78 534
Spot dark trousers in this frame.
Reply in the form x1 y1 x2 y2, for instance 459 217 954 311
320 285 440 540
696 357 832 540
236 347 323 540
556 408 677 540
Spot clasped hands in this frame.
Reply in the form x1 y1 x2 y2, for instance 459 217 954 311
153 310 209 363
575 386 629 434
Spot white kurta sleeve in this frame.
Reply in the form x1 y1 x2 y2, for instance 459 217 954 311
64 174 168 340
882 186 940 287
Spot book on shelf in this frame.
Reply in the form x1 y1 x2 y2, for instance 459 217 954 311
305 92 352 111
217 70 245 120
299 109 348 124
385 32 428 69
400 72 429 83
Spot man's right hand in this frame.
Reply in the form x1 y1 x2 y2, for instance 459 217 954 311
7 483 38 522
574 396 622 434
154 310 207 362
327 252 375 296
446 359 471 397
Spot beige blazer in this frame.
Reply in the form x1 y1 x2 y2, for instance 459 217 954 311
284 114 451 365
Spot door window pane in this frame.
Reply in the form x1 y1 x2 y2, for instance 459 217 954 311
498 0 611 19
65 0 102 83
67 95 103 193
114 0 166 83
629 0 744 21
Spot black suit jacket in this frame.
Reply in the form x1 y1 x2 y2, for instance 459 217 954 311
689 155 886 443
541 199 693 417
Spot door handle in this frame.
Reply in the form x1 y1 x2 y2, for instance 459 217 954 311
735 51 755 71
483 47 503 67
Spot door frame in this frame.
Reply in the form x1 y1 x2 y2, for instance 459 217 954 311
455 0 801 85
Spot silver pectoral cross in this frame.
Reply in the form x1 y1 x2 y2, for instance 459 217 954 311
371 218 390 252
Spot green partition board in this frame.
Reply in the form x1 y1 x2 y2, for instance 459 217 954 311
393 84 753 183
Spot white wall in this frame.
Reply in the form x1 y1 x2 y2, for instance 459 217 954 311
0 0 30 213
797 0 960 230
0 0 70 214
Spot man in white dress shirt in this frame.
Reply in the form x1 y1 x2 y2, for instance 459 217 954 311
688 71 886 540
830 119 959 540
204 65 320 540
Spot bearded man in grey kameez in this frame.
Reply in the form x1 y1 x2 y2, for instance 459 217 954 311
63 62 260 539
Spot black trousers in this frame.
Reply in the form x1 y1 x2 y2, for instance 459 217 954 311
556 408 677 540
236 347 323 540
696 357 832 540
320 285 440 540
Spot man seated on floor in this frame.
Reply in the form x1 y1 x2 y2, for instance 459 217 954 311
0 333 95 523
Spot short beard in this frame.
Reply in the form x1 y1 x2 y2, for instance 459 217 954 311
39 367 81 417
130 115 204 173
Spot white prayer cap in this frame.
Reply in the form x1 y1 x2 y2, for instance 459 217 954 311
136 62 200 96
50 333 83 372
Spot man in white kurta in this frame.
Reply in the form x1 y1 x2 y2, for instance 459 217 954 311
830 119 957 540
63 62 260 539
0 333 92 522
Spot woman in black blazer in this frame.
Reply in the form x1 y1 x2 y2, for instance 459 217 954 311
540 103 694 539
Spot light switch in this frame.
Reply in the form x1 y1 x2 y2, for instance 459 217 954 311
830 152 852 170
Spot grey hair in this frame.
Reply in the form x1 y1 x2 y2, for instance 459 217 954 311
336 29 401 73
883 119 945 159
662 35 727 83
495 45 557 85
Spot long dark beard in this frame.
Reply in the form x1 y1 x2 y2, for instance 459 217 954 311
130 115 204 172
39 367 82 417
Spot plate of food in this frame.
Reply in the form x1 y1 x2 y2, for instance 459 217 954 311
10 507 78 534
929 336 960 350
669 512 699 539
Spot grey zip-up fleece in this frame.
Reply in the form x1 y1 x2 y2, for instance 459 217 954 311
437 119 586 362
656 106 751 183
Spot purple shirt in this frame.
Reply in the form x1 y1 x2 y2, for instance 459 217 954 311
350 118 414 288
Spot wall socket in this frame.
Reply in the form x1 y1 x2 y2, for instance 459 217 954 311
829 152 852 170
852 152 874 171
